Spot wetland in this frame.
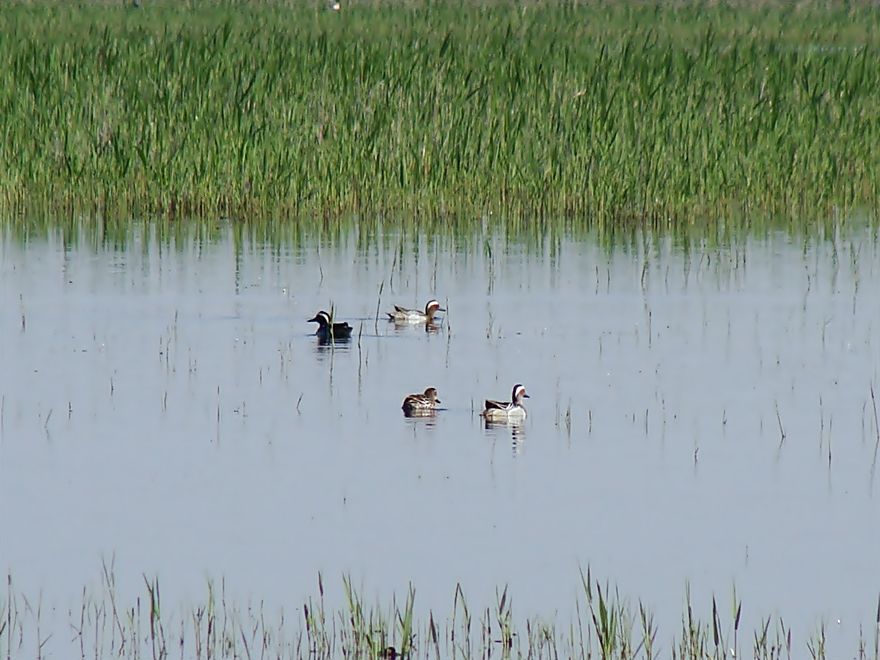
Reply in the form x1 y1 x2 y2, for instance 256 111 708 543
2 1 880 657
1 219 879 658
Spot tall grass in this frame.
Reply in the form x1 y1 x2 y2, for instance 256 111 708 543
0 1 879 228
2 567 878 659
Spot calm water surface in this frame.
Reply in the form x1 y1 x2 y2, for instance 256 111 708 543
1 224 879 655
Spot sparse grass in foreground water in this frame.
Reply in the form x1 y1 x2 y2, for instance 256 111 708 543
2 567 879 659
0 1 879 228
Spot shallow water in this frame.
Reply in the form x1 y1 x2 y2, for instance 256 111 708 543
1 223 879 655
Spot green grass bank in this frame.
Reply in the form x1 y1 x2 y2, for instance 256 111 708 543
1 1 879 228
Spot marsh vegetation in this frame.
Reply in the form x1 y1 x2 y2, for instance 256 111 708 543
2 567 879 659
1 1 878 226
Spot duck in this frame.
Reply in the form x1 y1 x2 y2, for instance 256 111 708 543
481 384 529 422
386 299 445 324
401 387 441 416
308 310 353 341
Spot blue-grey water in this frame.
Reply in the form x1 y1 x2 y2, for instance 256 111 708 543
1 224 879 656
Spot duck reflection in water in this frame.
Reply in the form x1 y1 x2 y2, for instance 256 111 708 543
483 417 526 456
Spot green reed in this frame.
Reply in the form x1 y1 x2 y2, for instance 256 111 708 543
1 1 879 228
3 566 879 659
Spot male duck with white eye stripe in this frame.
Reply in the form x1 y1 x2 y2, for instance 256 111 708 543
481 384 529 421
308 310 353 341
386 299 445 324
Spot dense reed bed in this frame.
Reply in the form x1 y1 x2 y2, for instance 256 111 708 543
1 1 879 228
3 568 878 659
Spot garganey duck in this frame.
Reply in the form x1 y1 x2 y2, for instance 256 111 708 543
481 384 529 422
308 310 353 341
386 299 445 324
401 387 441 416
